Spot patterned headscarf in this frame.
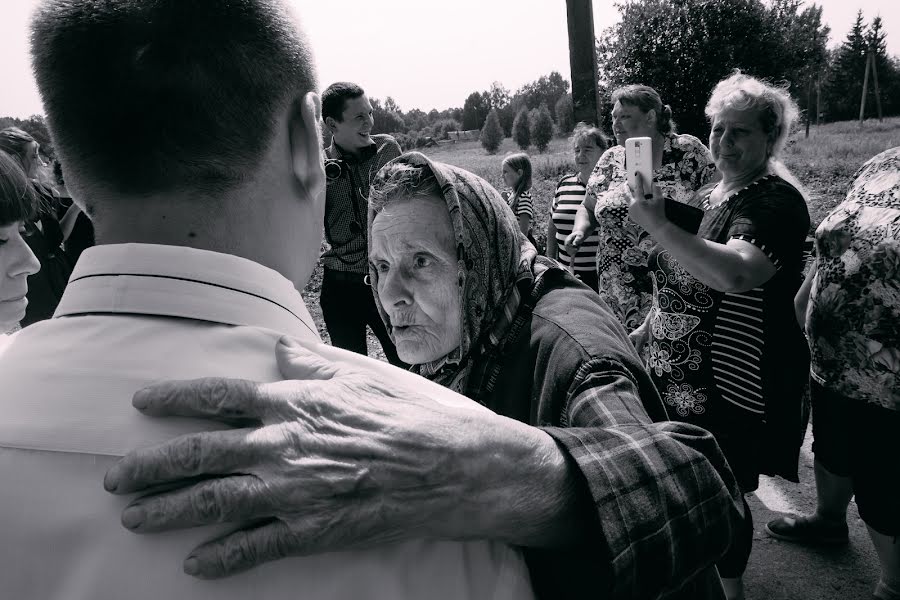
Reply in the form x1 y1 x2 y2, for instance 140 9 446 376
368 151 539 397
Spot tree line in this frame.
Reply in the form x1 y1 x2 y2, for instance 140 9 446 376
3 0 896 160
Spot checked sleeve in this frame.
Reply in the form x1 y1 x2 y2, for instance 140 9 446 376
540 361 744 600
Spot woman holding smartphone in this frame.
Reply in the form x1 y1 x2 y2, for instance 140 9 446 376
566 85 716 331
627 72 811 600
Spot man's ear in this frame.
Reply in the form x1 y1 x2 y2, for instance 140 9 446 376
290 91 325 201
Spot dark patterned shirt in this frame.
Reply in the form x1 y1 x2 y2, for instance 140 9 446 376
808 147 900 410
321 134 401 274
584 134 716 331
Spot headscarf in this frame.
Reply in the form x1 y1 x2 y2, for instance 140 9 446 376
368 151 544 398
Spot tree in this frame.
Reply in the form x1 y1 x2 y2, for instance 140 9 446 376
0 114 55 158
555 94 576 135
595 0 827 137
462 91 491 130
515 72 570 120
512 107 530 150
370 98 406 135
481 109 503 154
822 11 870 121
530 103 554 153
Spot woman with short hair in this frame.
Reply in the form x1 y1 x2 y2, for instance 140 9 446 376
627 72 812 600
566 85 716 330
546 123 607 291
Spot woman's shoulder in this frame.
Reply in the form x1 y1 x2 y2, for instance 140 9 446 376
669 133 711 154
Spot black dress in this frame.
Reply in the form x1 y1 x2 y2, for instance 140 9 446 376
645 175 810 491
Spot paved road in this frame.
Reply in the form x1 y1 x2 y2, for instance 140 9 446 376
744 425 879 600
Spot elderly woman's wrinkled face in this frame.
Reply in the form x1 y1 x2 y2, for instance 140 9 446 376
611 101 654 145
0 221 40 331
574 137 605 178
710 107 773 179
370 196 462 364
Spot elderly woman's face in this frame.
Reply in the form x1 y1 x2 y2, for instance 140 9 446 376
710 107 772 179
0 221 40 331
369 196 462 364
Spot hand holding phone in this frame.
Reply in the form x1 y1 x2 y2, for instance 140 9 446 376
625 137 653 194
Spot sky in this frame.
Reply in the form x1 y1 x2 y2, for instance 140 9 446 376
1 0 898 119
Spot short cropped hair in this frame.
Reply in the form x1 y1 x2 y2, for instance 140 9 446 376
705 71 799 160
611 85 676 135
501 153 533 197
572 122 608 151
369 162 441 216
322 82 366 122
30 0 317 196
0 128 37 173
0 151 38 226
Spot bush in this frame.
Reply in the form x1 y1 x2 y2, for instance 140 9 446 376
530 103 554 153
480 110 503 154
512 108 530 150
555 94 575 136
434 119 462 140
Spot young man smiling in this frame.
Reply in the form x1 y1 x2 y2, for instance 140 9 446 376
320 83 405 366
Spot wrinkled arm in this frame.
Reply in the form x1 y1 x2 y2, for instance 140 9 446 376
539 364 743 600
795 258 816 330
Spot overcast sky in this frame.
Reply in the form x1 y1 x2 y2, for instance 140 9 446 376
1 0 897 118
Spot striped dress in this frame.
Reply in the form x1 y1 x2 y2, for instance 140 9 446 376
551 174 600 275
644 175 810 490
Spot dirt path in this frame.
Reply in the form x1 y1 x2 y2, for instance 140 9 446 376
744 425 879 599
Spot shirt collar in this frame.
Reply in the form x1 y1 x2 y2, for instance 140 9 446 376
328 138 378 164
54 244 320 340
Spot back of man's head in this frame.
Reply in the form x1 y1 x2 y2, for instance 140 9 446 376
31 0 317 199
321 82 365 122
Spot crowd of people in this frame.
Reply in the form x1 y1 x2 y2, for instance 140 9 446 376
0 1 897 600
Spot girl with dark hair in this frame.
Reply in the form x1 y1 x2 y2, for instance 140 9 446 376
0 127 74 326
501 153 534 239
0 150 41 333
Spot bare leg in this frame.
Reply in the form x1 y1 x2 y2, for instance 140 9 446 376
869 526 900 600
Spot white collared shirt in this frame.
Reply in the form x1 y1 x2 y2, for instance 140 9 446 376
0 244 532 600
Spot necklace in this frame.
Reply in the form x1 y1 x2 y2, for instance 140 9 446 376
704 174 777 210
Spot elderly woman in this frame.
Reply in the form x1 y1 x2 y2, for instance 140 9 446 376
627 72 811 600
566 85 716 330
546 122 607 291
766 147 900 600
0 150 41 334
367 151 743 599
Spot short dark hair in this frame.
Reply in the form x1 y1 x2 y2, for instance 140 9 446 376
322 82 365 122
611 85 677 135
30 0 317 196
0 150 38 226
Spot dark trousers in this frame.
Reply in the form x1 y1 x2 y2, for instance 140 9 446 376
320 268 407 368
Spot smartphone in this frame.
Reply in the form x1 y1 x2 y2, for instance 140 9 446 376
664 198 704 235
625 137 653 192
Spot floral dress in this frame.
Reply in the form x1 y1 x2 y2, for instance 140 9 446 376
584 133 716 331
807 147 900 411
645 175 810 490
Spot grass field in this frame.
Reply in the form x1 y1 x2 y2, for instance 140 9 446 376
301 117 900 355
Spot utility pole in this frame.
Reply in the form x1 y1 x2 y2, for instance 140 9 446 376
859 50 871 125
870 52 884 122
566 0 601 126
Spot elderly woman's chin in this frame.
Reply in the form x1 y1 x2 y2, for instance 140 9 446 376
391 326 458 365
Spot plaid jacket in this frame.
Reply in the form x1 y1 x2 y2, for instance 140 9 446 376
482 268 743 600
321 134 401 274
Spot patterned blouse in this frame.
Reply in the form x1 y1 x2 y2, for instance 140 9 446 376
584 133 716 331
645 175 811 488
807 147 900 411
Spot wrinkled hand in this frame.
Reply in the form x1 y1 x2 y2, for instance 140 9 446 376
104 337 486 579
563 231 585 256
626 174 667 233
628 323 650 355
